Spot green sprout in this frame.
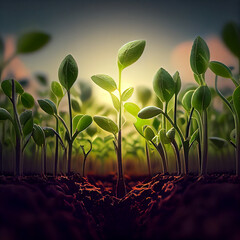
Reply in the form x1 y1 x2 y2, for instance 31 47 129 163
0 79 34 176
91 40 146 197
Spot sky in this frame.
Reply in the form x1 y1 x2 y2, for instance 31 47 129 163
0 0 240 99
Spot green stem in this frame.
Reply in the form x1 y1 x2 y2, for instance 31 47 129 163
54 117 59 176
164 102 168 129
151 141 167 174
116 68 126 198
43 142 47 175
67 90 73 175
174 94 177 125
234 115 240 176
145 141 151 176
172 139 181 174
201 109 208 175
185 108 194 138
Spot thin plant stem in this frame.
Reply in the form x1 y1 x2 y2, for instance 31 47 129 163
174 94 177 125
172 139 181 174
145 141 151 176
201 109 208 175
54 117 59 176
151 141 167 174
67 90 73 174
185 108 194 138
116 68 126 198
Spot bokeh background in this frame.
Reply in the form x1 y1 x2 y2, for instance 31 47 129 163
1 0 240 102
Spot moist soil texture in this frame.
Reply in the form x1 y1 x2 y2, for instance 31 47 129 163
0 173 240 240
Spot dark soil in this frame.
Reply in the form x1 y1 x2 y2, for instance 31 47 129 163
1 173 240 240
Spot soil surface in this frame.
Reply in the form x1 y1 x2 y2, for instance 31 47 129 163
0 173 240 240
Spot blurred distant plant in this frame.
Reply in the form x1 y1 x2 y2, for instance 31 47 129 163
0 31 50 80
92 40 146 197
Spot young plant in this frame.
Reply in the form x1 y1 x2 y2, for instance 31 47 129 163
57 55 92 174
190 37 211 175
91 40 146 197
38 81 64 176
208 22 240 175
0 79 34 176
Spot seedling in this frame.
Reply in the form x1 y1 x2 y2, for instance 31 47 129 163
91 40 146 197
56 55 92 174
0 79 34 175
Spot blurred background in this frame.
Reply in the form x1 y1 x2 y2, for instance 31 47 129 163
1 0 240 102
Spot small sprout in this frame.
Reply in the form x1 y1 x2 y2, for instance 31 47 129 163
51 81 64 100
159 129 171 144
166 128 175 142
192 86 211 112
190 36 210 75
153 68 175 103
182 90 194 112
58 54 78 91
1 79 24 98
144 126 155 141
38 99 57 115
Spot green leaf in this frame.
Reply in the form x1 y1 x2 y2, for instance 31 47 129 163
1 79 24 98
35 73 48 86
21 92 35 109
209 137 228 148
86 125 97 137
20 110 33 137
58 54 78 91
110 93 120 111
38 99 57 115
73 114 84 133
190 36 210 75
138 106 162 119
118 40 146 70
190 129 199 146
173 71 181 95
166 128 175 142
182 90 194 112
209 61 233 79
122 87 134 101
17 31 50 54
144 126 155 141
91 74 117 92
0 108 13 122
79 80 92 102
76 115 92 133
153 68 175 103
233 86 240 121
32 124 45 146
191 86 211 112
51 81 64 99
222 22 240 59
136 86 152 106
194 74 202 85
124 102 140 117
71 98 81 112
94 116 118 135
49 91 58 104
159 129 171 144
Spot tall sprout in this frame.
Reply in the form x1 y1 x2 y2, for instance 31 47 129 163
56 55 93 174
91 40 146 197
